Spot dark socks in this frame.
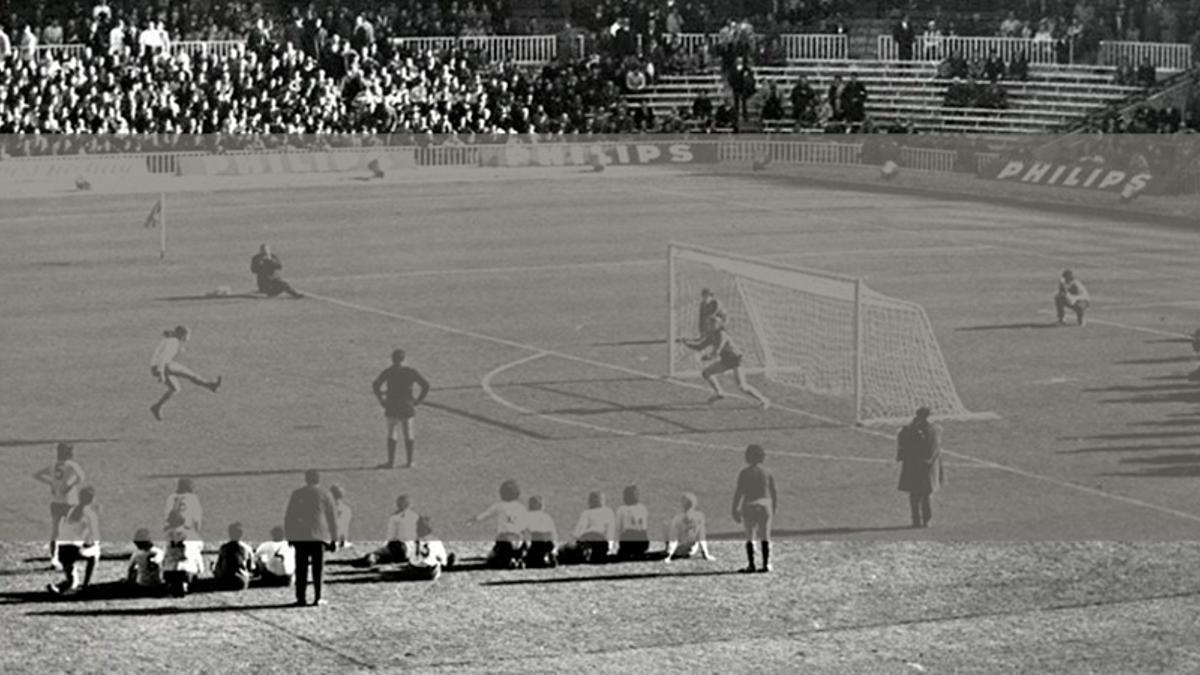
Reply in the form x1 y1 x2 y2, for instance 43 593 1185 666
761 541 770 568
386 439 397 467
405 439 414 467
745 542 755 568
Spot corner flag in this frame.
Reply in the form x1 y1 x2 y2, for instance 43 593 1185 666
144 197 163 228
145 194 167 259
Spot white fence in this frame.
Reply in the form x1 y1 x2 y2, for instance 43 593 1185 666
1099 41 1193 70
390 35 557 64
877 35 1065 64
415 143 484 166
34 40 244 61
900 146 957 172
720 140 862 165
668 32 847 61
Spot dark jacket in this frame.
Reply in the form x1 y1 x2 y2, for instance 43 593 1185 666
285 484 339 542
897 419 944 495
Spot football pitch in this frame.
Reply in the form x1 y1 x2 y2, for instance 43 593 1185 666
4 165 1200 671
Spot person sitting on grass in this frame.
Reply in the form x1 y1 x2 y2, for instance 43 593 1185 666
251 244 304 298
469 479 528 569
162 511 206 597
125 528 166 595
48 486 101 596
522 495 559 569
1054 269 1090 326
213 522 256 591
560 491 616 565
390 516 451 581
254 526 296 586
663 492 715 563
359 494 419 568
615 484 651 561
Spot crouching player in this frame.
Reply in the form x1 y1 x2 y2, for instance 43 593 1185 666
1054 269 1090 327
522 496 559 569
390 516 450 581
681 316 771 409
469 479 527 569
125 528 166 595
663 492 715 563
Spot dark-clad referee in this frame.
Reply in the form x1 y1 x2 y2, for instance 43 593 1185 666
372 349 430 469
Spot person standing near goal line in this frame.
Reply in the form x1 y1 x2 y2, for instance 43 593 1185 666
150 326 222 421
681 315 771 409
697 288 726 339
372 349 430 468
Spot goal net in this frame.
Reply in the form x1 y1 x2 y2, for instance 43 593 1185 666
668 242 989 425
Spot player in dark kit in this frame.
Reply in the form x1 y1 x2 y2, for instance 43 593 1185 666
732 444 777 573
251 244 304 299
372 349 431 468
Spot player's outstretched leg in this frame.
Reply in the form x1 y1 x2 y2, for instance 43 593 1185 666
167 364 221 392
700 363 727 404
733 368 771 410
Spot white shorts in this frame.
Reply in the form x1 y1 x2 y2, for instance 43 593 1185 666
386 416 414 440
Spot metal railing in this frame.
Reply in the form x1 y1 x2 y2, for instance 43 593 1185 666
390 35 557 64
415 143 483 166
900 146 957 172
720 139 862 165
877 35 1067 64
1099 41 1193 70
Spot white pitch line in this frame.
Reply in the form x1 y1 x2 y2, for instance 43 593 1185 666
1035 309 1189 339
295 258 660 283
304 289 1200 524
480 351 894 465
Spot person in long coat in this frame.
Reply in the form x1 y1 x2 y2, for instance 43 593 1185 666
897 406 944 528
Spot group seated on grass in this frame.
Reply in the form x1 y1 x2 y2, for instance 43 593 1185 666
46 477 715 599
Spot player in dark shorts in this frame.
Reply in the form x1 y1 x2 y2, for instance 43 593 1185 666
732 444 778 573
251 244 304 299
682 316 770 409
372 349 430 468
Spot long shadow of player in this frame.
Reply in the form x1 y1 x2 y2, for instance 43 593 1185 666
155 293 263 302
480 570 740 587
26 602 300 617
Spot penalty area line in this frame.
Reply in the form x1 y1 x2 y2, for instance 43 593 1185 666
481 352 895 465
303 290 1200 525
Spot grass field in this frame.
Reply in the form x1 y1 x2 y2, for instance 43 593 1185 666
4 165 1200 672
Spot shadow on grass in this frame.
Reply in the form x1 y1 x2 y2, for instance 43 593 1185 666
421 401 551 440
27 602 299 617
155 293 263 302
1060 442 1200 455
1145 337 1194 345
1057 430 1200 442
481 569 741 587
708 526 915 540
955 322 1060 332
0 438 122 448
1115 356 1200 366
591 339 668 347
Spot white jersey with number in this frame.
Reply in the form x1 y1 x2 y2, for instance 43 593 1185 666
254 540 295 577
407 539 448 569
480 500 528 536
164 493 202 534
616 504 649 535
45 460 85 504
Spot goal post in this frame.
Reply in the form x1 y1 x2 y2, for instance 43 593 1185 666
668 242 995 425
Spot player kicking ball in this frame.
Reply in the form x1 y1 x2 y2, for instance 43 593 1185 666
372 349 430 468
681 315 770 409
150 326 222 421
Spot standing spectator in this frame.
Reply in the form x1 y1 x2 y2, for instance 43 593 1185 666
729 56 756 121
47 486 100 595
897 407 944 529
0 24 10 59
247 17 271 56
33 442 85 570
893 14 916 61
284 15 305 51
790 75 817 126
284 469 339 607
302 16 327 59
19 24 37 62
922 21 942 61
371 348 431 469
41 19 64 46
827 74 847 121
999 11 1023 37
352 14 375 54
732 444 777 573
330 484 352 550
108 19 126 55
1136 57 1157 89
842 73 868 124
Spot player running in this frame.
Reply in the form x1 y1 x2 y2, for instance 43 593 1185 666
682 315 770 409
149 326 222 421
372 349 430 468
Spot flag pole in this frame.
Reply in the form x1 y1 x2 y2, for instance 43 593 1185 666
159 193 167 260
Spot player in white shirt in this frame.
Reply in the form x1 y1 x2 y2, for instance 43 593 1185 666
470 479 528 568
33 442 85 569
149 325 222 421
561 491 616 565
395 516 450 581
664 492 715 562
162 524 205 597
615 484 650 561
254 526 296 586
330 484 353 550
360 495 419 567
48 486 101 595
1054 269 1090 326
164 478 203 535
125 528 165 594
522 496 558 568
